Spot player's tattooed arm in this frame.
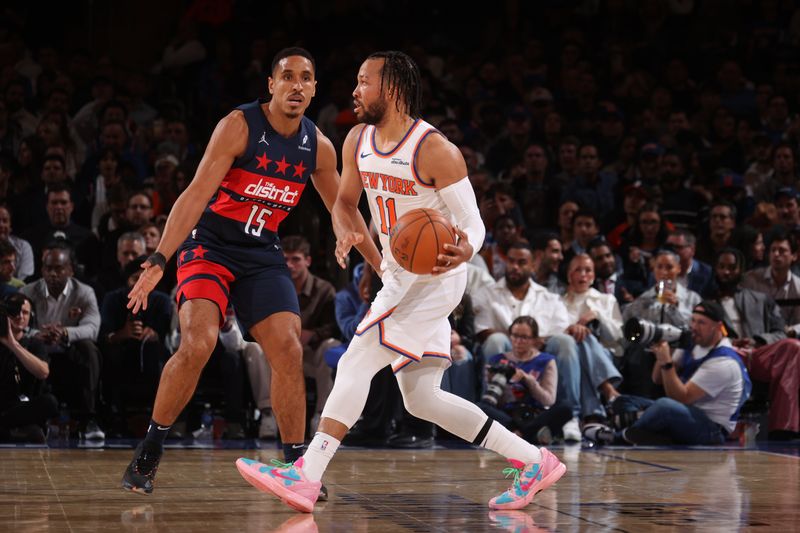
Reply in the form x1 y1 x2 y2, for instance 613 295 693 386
328 125 383 274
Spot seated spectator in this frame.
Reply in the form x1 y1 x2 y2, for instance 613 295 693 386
99 191 153 274
282 235 338 433
562 142 617 220
742 230 800 330
217 307 274 439
472 242 584 441
695 200 748 265
93 231 146 304
556 200 579 250
619 203 672 288
773 187 800 233
530 231 564 295
22 182 101 278
0 206 34 280
479 214 521 280
587 237 642 306
711 248 800 439
20 241 103 439
100 256 171 436
0 240 24 296
561 208 601 279
561 254 623 412
138 222 176 295
603 302 751 446
478 316 571 444
605 183 648 250
665 229 714 298
621 249 703 397
0 293 58 443
659 149 708 231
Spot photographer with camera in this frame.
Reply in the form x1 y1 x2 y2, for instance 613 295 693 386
100 255 171 436
620 248 702 397
0 293 58 442
616 301 751 445
478 316 571 444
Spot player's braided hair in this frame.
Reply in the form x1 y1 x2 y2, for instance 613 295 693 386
368 51 422 118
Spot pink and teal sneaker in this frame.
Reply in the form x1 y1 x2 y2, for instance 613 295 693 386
236 457 321 513
488 448 566 510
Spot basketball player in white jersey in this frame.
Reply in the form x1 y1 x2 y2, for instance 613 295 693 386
236 51 565 513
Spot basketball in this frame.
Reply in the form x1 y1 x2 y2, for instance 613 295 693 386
389 208 457 274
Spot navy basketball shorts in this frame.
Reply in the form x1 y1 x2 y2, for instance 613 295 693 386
175 236 299 332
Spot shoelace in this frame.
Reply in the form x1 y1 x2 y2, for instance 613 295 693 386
501 466 523 488
270 458 294 469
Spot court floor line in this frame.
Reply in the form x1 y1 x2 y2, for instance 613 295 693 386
590 451 681 473
38 449 74 533
533 502 632 533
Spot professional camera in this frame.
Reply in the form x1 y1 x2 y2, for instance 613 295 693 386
0 298 23 337
623 317 690 347
481 362 517 407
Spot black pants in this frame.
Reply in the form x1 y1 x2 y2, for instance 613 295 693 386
618 344 665 399
48 339 101 420
102 339 169 415
0 393 59 430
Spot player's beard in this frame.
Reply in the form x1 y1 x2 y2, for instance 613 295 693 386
359 98 388 125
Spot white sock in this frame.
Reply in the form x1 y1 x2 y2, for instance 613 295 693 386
301 432 340 482
481 421 542 464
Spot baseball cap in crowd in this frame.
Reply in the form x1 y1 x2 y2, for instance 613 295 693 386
692 300 737 338
775 187 800 202
640 143 664 157
155 153 179 170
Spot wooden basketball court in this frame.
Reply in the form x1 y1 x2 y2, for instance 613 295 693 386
2 444 798 532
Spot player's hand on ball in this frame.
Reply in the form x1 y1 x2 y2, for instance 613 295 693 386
127 259 164 313
433 227 472 275
335 232 363 269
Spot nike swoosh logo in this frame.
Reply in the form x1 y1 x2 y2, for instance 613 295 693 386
519 471 542 492
270 468 301 481
360 152 371 159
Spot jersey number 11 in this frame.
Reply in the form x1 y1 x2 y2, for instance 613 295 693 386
375 196 397 234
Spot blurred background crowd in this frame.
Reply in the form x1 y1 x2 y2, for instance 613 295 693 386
2 0 800 446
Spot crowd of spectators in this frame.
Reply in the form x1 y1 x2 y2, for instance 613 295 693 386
2 1 800 444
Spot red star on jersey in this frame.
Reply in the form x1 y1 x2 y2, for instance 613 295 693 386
275 156 290 175
193 245 208 259
179 250 189 263
292 160 307 177
255 152 271 171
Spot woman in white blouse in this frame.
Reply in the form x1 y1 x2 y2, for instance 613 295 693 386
561 254 624 419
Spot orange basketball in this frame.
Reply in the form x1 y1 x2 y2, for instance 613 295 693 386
389 208 457 274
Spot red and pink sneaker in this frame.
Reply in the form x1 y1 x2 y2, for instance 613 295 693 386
236 457 321 513
488 448 566 510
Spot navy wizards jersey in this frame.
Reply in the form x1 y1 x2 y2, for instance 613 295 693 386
196 98 318 247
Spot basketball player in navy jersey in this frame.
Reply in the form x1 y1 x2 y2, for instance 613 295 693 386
122 47 382 494
236 51 565 513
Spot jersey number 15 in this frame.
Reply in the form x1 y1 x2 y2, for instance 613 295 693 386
245 205 273 237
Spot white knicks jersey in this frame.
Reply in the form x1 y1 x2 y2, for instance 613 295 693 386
355 119 454 268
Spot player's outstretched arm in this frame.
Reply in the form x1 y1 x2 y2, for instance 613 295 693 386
127 112 247 313
323 125 383 272
417 133 486 275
